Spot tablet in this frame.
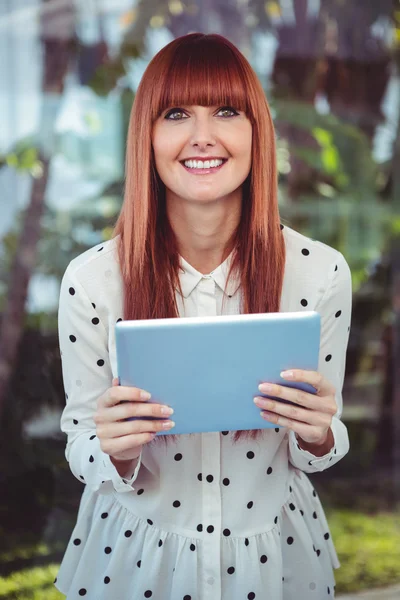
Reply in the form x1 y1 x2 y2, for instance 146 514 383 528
115 311 321 435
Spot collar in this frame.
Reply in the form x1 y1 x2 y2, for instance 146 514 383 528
178 252 241 299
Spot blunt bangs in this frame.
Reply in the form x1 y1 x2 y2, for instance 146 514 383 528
150 35 252 121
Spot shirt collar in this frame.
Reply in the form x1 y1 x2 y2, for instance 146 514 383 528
178 252 241 299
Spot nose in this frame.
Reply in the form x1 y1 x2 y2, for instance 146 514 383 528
189 114 216 150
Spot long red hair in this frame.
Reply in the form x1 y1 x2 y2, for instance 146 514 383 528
113 33 286 445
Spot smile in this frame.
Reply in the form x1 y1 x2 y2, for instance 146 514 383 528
180 158 228 175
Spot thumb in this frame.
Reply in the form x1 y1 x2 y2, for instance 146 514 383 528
112 377 119 387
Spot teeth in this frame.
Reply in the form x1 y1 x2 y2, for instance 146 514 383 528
183 159 224 169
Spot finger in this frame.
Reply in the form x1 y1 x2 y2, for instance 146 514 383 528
100 385 152 408
96 400 173 425
257 383 336 415
260 411 325 443
98 417 175 439
279 369 335 396
255 397 332 428
112 378 119 387
101 432 157 456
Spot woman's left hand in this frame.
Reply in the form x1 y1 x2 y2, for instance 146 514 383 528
254 369 337 446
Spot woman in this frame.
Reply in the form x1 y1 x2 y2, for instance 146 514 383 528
55 33 351 600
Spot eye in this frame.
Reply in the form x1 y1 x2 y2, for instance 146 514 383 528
164 108 188 121
217 106 239 117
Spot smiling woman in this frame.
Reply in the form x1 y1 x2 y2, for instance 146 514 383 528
55 33 352 600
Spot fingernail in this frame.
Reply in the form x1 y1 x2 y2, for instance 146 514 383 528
259 383 274 393
140 391 151 400
161 406 174 416
280 370 294 378
163 420 175 429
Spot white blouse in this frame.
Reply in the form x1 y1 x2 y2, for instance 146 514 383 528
55 224 352 600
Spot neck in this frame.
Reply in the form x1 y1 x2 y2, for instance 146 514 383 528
166 191 242 274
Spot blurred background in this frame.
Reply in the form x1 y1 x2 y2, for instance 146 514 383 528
0 1 399 598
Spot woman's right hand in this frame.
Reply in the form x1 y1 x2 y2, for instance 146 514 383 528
94 378 175 465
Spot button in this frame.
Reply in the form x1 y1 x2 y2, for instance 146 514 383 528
203 274 212 279
207 577 214 585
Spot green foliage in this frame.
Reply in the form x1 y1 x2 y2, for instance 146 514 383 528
328 510 400 593
0 565 62 600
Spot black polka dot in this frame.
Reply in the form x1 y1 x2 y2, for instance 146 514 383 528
248 593 256 600
223 529 231 536
300 509 304 516
117 318 123 323
260 555 268 563
89 455 94 463
308 460 313 466
73 538 81 545
137 560 141 568
144 592 152 598
221 431 229 435
197 473 202 481
313 511 318 519
287 537 294 545
158 539 163 547
104 576 110 584
335 265 338 271
302 249 310 256
223 478 230 486
247 501 254 509
98 247 104 252
313 489 317 497
274 516 278 524
101 512 108 519
147 519 153 525
183 596 191 600
174 453 183 461
97 359 105 366
325 354 332 362
173 500 181 508
227 566 235 574
266 467 273 475
207 525 214 533
335 310 342 318
137 488 144 495
245 538 249 546
104 546 112 554
275 428 280 433
125 530 132 538
190 543 196 551
289 486 293 492
73 419 78 425
334 448 337 454
79 475 85 480
92 317 100 325
328 586 331 594
289 503 295 511
316 549 321 556
197 524 203 532
280 224 284 230
69 287 75 295
79 590 86 597
69 335 77 342
92 303 96 309
301 299 308 307
324 532 330 540
206 475 214 483
89 434 96 440
247 451 255 459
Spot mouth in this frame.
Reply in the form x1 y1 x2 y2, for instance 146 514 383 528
179 158 228 175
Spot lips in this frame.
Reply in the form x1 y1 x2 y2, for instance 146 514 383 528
180 158 228 175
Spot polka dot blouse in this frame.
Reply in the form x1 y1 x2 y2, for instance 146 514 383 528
55 226 352 600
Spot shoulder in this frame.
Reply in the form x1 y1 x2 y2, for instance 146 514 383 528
282 224 349 277
60 237 123 306
63 237 120 285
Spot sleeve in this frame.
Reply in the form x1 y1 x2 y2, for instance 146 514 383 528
288 251 352 473
58 263 142 494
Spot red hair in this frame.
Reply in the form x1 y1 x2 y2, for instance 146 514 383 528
113 33 286 445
